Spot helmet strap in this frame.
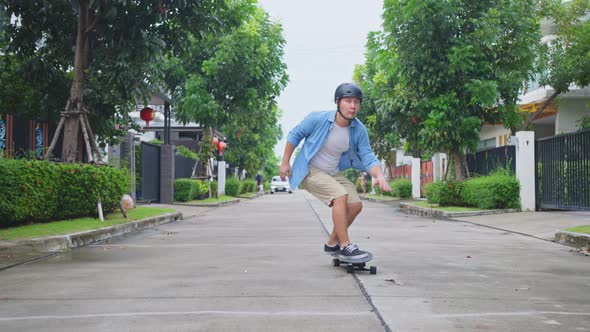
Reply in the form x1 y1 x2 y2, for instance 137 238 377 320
336 100 354 122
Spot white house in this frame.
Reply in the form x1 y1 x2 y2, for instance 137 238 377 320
478 18 590 150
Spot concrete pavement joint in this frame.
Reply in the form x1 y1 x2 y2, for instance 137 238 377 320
432 311 590 318
0 251 60 272
0 310 374 321
446 217 560 245
303 192 392 332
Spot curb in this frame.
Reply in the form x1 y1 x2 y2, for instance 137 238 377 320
173 198 240 207
360 196 403 203
399 202 520 219
10 212 183 252
555 230 590 249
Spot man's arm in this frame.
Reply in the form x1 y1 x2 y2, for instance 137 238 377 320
279 142 296 181
368 165 391 192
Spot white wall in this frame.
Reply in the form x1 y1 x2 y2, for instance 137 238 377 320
556 99 590 134
395 149 414 166
479 124 510 147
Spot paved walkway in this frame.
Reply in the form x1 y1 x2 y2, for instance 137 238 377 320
0 191 589 331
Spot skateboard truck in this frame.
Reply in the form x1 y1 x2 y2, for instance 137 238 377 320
332 257 377 275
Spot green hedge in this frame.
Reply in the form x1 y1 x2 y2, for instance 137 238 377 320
241 179 257 194
225 178 242 196
438 180 465 206
173 179 213 201
174 179 194 202
425 171 520 209
0 159 129 227
425 181 444 204
193 180 209 199
391 179 412 198
462 172 520 209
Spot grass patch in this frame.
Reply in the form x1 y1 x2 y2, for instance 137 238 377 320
408 201 483 212
365 194 399 201
566 225 590 234
186 195 236 204
0 206 176 241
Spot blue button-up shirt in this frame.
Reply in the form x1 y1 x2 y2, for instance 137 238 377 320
286 111 381 189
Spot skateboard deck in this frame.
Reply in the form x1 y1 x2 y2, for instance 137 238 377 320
331 252 377 274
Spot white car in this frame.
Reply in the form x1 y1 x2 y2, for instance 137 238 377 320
270 176 292 194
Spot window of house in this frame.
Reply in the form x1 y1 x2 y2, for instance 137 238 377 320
477 138 496 150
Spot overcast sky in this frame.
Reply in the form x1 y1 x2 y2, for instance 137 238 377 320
256 0 384 157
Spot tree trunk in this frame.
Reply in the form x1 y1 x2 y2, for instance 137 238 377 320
517 90 560 133
62 1 89 163
452 149 466 181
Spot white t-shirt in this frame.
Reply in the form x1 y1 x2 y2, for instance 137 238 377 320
309 123 350 174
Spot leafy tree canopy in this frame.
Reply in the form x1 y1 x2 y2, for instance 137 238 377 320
167 2 288 175
358 0 540 179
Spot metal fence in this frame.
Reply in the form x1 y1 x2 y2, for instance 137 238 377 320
175 154 195 179
466 145 515 176
536 129 590 211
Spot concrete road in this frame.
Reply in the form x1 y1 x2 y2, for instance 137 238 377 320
1 191 589 331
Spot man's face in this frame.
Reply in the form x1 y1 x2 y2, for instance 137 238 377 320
338 97 361 119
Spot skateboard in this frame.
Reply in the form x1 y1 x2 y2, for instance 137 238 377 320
331 252 377 274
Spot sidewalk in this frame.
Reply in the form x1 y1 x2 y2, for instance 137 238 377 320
1 191 589 331
453 210 590 241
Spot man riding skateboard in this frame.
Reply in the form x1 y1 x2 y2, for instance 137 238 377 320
280 82 391 261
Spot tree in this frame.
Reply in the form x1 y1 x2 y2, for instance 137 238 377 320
519 0 590 130
369 0 540 180
223 104 283 176
2 0 229 162
353 32 401 168
167 3 288 176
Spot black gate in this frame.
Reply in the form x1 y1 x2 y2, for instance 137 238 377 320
466 145 516 176
141 142 160 202
536 129 590 211
175 155 194 179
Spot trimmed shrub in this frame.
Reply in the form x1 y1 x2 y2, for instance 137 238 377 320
14 160 60 223
462 172 520 209
438 180 465 206
225 178 242 196
174 179 194 202
241 179 257 194
190 180 210 199
0 159 21 226
0 159 129 227
425 181 444 204
391 179 412 198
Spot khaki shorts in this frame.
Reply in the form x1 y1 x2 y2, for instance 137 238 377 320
302 167 361 207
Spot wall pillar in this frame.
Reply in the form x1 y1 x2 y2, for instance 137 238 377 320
217 161 226 196
432 153 442 182
515 131 535 211
411 157 421 198
160 144 175 204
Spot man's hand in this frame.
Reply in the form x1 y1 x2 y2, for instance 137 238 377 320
373 176 391 192
279 163 291 181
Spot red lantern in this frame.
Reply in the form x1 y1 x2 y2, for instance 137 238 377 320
140 107 155 127
218 141 227 156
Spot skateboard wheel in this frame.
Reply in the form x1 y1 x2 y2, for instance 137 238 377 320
370 266 377 275
332 259 340 267
346 265 354 273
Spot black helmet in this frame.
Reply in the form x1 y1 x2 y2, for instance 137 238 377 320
334 83 363 103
